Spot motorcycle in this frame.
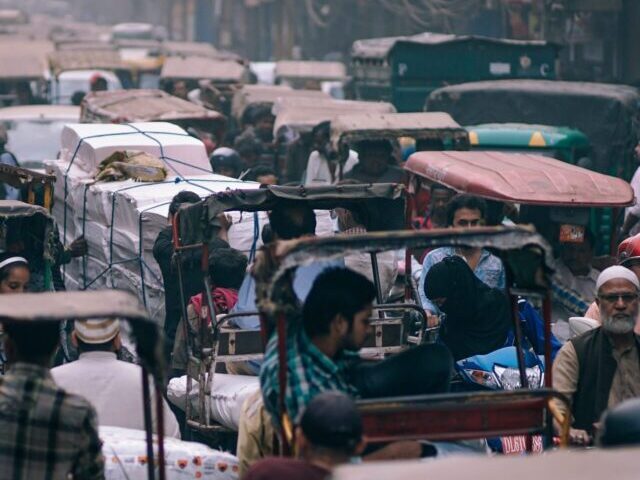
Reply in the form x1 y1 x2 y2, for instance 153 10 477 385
453 346 546 454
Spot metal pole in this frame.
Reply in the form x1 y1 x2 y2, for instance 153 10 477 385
370 252 384 305
141 369 156 480
543 294 553 388
155 382 167 480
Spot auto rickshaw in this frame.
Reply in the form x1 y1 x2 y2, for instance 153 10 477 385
0 38 52 105
403 150 634 256
274 60 348 96
79 89 227 151
160 56 250 115
0 290 169 480
426 80 640 179
271 97 396 182
0 163 56 209
251 226 570 453
171 183 418 439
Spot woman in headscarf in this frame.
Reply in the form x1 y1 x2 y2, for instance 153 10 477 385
0 253 29 294
424 256 511 361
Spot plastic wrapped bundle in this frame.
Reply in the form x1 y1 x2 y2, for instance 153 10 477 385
101 426 239 479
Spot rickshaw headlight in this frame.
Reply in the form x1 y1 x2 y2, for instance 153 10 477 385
463 369 500 389
493 365 542 390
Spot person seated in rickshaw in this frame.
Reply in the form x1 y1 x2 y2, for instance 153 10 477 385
343 139 405 185
229 201 343 333
304 121 358 186
234 105 276 167
419 194 506 323
424 256 512 361
171 247 248 376
260 267 452 454
551 229 599 341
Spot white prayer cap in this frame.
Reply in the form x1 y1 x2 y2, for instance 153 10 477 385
596 266 640 292
74 318 120 344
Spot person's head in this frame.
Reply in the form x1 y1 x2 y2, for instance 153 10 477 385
599 397 640 448
617 232 640 280
2 320 60 366
353 139 393 177
89 73 108 92
560 229 595 277
595 266 640 335
302 267 375 351
209 147 242 178
251 105 275 142
296 391 365 464
71 90 86 106
429 183 455 222
446 194 486 228
268 201 316 240
246 164 278 185
0 254 29 294
234 134 263 167
0 124 7 149
208 248 248 290
168 190 201 221
72 318 122 353
172 80 189 100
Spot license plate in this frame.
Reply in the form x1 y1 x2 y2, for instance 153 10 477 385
501 435 543 454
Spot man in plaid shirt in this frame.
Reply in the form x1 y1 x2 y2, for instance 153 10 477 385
260 267 452 427
0 320 104 480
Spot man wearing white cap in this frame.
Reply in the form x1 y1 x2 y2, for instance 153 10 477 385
553 266 640 446
52 318 180 438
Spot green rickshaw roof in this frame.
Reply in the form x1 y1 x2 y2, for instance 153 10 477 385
466 123 590 149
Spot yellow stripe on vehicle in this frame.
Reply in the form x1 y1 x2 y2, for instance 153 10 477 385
529 131 546 147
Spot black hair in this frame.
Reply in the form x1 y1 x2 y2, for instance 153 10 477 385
268 201 316 240
2 321 60 364
0 252 29 282
446 194 487 227
208 248 248 290
251 104 274 124
169 191 201 216
245 164 277 183
311 120 330 138
430 182 453 194
302 267 376 337
71 90 86 106
77 338 114 353
209 149 242 177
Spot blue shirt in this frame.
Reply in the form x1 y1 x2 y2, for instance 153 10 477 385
229 259 345 330
419 247 506 313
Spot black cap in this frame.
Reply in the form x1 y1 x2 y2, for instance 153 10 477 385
299 391 362 451
599 398 640 447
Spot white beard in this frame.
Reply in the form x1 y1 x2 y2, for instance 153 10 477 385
601 312 637 334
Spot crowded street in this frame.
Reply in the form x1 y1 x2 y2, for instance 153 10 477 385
0 1 639 479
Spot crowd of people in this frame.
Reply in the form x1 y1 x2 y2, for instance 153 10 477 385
3 75 640 480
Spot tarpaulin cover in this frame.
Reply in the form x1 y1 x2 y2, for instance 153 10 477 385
426 80 640 174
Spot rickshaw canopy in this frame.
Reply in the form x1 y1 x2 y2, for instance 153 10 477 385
231 84 330 121
0 54 46 80
404 150 634 207
333 447 639 480
48 49 128 76
160 56 247 83
0 200 58 262
273 98 396 138
80 88 225 124
176 183 405 247
330 112 468 150
274 60 347 81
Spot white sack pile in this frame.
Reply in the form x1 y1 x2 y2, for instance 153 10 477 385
101 426 239 480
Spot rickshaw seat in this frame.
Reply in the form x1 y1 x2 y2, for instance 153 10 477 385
356 389 570 445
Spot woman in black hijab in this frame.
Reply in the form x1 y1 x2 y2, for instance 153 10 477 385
424 256 512 361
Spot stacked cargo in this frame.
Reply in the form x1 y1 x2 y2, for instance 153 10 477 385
46 122 258 321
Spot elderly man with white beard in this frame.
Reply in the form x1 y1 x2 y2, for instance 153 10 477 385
553 266 640 446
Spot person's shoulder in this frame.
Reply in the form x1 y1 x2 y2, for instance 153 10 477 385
424 246 453 262
245 457 328 480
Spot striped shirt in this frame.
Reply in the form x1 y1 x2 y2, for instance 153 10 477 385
0 362 104 480
260 320 359 426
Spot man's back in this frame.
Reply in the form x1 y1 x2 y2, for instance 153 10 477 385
0 362 103 480
52 352 180 438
